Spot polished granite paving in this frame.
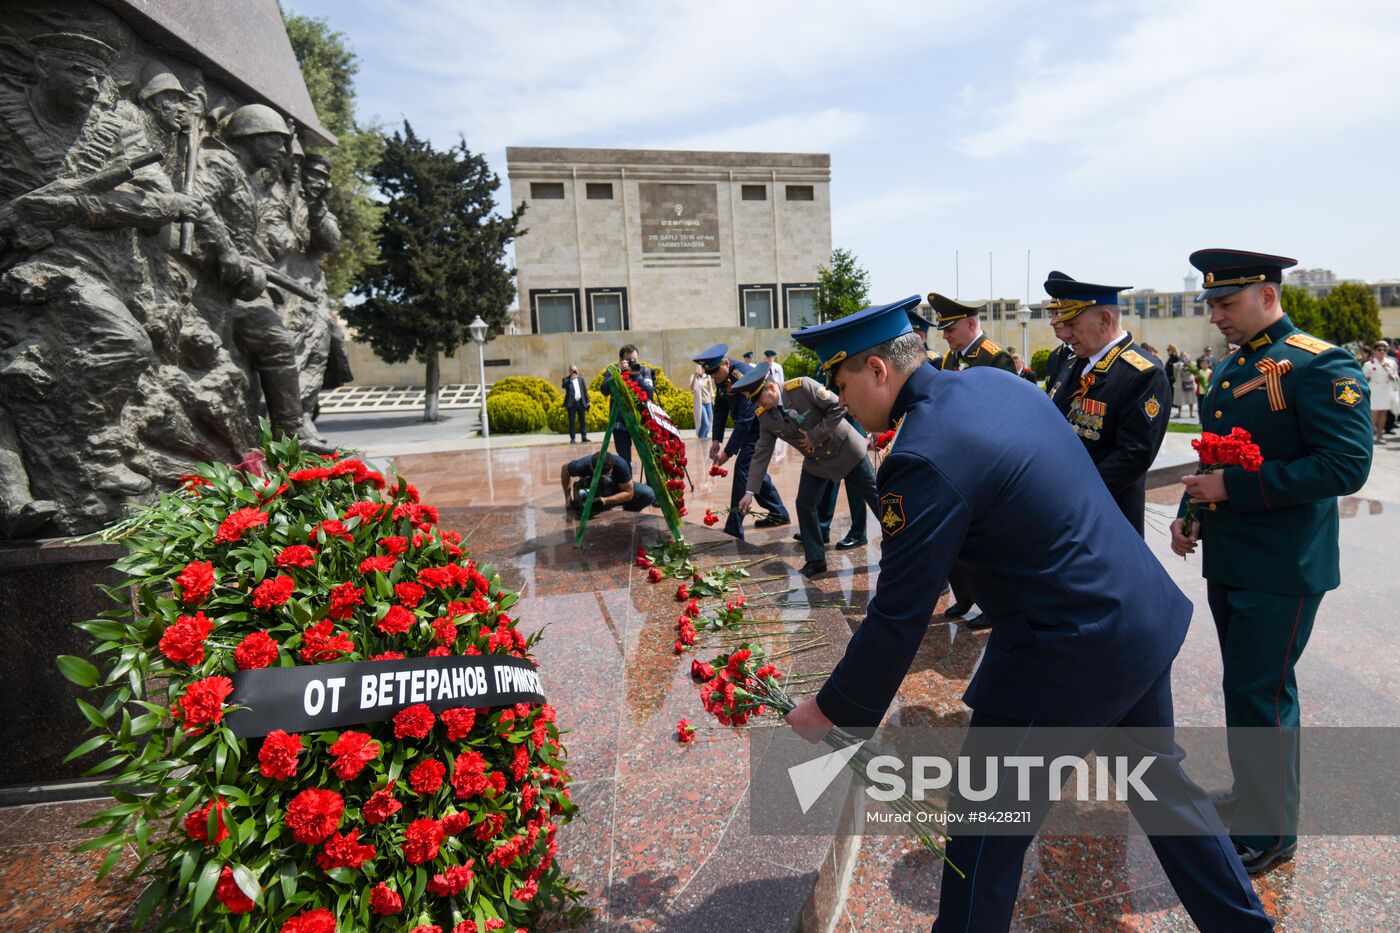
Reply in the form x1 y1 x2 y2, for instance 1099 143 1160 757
3 435 1397 931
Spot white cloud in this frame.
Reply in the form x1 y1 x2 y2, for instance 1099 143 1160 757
956 0 1400 184
349 0 1019 149
639 108 874 154
834 184 970 234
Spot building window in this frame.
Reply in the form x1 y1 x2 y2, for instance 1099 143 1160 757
530 182 565 199
585 182 613 200
738 285 776 327
587 289 628 332
741 184 767 201
784 284 818 328
530 289 580 334
785 184 814 201
1192 302 1205 316
1134 297 1147 317
1170 294 1183 318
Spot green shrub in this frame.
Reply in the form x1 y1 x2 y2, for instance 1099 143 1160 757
487 391 546 434
545 390 609 433
782 347 818 379
488 376 562 410
656 388 695 430
1030 347 1051 379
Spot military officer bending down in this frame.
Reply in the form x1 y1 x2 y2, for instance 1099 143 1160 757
1043 271 1171 535
785 295 1273 932
1172 249 1372 875
733 362 879 578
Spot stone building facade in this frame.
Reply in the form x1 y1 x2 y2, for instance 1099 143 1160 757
505 147 832 336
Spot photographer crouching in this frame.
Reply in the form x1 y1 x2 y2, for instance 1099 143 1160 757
560 451 657 514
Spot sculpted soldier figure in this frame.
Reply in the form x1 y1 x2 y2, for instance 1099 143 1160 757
192 102 329 452
0 30 197 535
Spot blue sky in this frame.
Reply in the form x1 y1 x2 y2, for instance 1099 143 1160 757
285 0 1400 302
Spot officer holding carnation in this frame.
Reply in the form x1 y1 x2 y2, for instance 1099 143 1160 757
1170 249 1373 874
783 296 1272 931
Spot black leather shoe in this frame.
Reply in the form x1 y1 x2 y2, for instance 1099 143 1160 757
961 611 990 630
834 536 866 550
754 514 791 528
942 601 973 619
793 532 831 546
799 560 827 579
1235 840 1296 874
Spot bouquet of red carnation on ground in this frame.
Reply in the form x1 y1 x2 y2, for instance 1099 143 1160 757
1181 427 1264 536
61 429 581 932
689 642 960 871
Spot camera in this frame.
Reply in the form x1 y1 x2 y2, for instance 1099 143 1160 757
628 360 643 373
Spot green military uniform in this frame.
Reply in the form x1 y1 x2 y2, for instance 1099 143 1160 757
1183 250 1373 864
941 332 1014 372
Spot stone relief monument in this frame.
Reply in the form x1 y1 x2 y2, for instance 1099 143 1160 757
0 0 348 539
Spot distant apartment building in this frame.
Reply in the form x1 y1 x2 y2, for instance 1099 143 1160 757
1286 268 1337 288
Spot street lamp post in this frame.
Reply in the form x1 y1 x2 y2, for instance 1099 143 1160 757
1016 305 1031 362
468 315 489 439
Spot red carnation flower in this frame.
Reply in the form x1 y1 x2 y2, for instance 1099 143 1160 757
376 604 414 636
285 788 343 844
427 860 475 896
440 707 476 741
175 560 216 604
409 758 447 794
440 811 473 836
327 581 365 621
316 828 376 871
275 544 318 569
647 567 663 582
288 466 331 483
369 882 403 915
216 506 268 544
234 630 280 670
358 554 396 574
184 796 228 845
173 676 233 733
252 574 295 609
402 817 444 864
310 518 353 543
370 650 405 661
328 731 380 780
431 615 458 645
675 584 689 601
393 704 435 740
395 581 426 607
473 812 505 843
378 535 409 555
685 598 700 618
690 659 714 681
451 750 489 800
703 509 720 527
216 866 256 914
408 926 442 933
299 620 354 662
158 611 214 665
258 730 303 781
362 782 402 824
280 907 337 933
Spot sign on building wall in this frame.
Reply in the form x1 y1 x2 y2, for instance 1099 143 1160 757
639 182 719 254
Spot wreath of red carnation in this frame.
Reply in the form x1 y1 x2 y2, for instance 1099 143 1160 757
61 433 580 932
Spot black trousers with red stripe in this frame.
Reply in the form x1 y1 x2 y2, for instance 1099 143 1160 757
1207 582 1323 851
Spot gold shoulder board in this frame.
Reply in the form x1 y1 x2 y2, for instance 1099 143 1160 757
982 338 1003 354
1285 333 1335 354
1121 349 1154 371
785 378 803 390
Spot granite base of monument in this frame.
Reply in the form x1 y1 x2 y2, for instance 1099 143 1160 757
0 537 127 806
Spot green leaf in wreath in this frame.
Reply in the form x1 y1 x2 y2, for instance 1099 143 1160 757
56 654 99 687
191 857 221 916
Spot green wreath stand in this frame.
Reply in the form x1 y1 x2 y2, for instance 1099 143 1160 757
573 365 686 548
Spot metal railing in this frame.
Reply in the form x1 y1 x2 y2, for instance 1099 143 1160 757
318 384 491 415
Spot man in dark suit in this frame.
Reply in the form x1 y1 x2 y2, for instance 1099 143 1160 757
561 364 590 443
785 296 1273 932
1043 271 1172 536
694 344 788 539
599 344 652 468
1172 248 1372 874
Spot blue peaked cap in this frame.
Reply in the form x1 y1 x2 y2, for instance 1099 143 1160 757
692 343 729 369
792 295 920 374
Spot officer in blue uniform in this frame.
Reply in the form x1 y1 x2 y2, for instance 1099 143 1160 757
693 344 789 538
785 296 1272 932
1043 271 1172 535
1171 249 1373 874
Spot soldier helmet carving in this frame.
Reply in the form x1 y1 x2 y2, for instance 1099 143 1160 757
221 103 292 139
138 61 186 101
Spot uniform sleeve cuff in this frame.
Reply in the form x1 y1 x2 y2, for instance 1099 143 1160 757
1223 465 1267 512
815 679 885 732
